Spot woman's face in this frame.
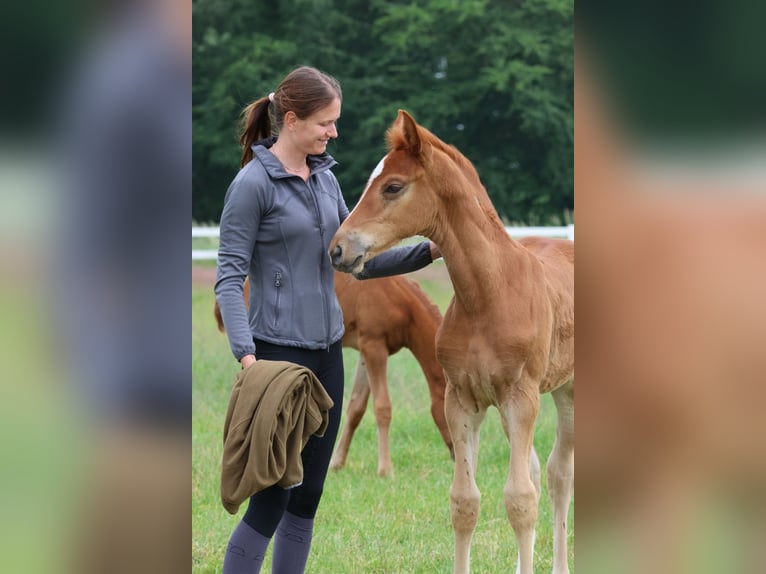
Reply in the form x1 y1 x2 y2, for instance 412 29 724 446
293 98 341 156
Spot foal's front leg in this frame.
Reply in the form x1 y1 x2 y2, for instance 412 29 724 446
445 382 486 574
362 345 395 477
500 379 541 574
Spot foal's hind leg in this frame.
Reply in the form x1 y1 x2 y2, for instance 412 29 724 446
547 380 574 574
445 382 486 574
330 356 370 471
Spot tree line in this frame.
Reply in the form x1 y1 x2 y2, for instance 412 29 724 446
193 0 572 224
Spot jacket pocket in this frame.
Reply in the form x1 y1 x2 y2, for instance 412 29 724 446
273 270 282 328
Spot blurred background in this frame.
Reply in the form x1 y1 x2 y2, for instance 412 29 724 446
576 0 766 572
3 0 765 572
192 0 574 227
1 0 190 572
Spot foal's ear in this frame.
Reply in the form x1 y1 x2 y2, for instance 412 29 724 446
395 109 422 157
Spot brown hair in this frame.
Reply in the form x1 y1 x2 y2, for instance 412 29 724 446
239 66 342 167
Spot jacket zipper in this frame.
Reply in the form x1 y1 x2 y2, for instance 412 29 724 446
304 179 331 347
273 270 282 328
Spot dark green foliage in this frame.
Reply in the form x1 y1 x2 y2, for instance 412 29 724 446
193 0 572 224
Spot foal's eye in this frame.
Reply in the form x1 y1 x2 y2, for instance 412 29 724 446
383 183 403 195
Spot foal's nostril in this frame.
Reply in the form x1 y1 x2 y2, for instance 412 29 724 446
330 244 343 265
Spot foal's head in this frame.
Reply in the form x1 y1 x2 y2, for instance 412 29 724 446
330 110 451 274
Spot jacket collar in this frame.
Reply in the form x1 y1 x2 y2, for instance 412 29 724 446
252 136 338 178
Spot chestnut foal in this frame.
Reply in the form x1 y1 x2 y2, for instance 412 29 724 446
329 110 574 574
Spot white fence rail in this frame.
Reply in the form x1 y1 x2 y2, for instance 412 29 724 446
192 226 222 260
192 224 573 260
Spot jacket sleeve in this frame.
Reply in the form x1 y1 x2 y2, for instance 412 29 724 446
214 169 264 361
353 241 433 280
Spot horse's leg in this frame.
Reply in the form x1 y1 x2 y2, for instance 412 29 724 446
547 380 574 574
426 370 454 459
330 355 370 471
499 378 541 574
446 381 486 574
362 344 395 477
501 415 541 499
530 444 542 499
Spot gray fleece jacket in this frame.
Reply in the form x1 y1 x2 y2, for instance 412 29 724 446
215 138 433 361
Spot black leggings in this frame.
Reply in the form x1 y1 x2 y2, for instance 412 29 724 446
242 338 344 537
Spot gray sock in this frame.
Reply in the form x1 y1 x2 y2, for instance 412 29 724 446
270 512 314 574
222 520 271 574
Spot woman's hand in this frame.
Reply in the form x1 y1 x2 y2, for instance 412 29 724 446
240 354 256 370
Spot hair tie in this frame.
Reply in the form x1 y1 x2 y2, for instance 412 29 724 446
268 92 275 103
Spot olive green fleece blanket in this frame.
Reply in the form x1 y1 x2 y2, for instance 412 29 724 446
220 360 334 514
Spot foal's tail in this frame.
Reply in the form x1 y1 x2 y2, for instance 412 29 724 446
213 278 250 333
213 300 226 333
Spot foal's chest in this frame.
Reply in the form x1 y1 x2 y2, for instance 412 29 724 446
436 326 530 407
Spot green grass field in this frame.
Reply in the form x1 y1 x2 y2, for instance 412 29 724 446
192 262 573 573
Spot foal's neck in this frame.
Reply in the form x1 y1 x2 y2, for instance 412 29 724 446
433 189 527 314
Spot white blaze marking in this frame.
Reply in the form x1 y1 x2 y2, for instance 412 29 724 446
354 155 387 209
369 155 386 184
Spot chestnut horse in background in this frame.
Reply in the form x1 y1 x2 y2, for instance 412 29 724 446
329 111 574 574
214 270 453 477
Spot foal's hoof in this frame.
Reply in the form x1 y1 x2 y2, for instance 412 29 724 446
377 466 394 479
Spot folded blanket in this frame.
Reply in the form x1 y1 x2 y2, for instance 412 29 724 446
220 360 334 514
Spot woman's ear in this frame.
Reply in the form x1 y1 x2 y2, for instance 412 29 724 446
283 111 298 131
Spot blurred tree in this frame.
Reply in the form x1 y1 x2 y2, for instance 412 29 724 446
193 0 572 224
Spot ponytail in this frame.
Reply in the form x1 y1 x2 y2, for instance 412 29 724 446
239 96 272 167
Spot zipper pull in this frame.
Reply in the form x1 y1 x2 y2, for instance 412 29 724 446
320 224 325 237
275 271 282 287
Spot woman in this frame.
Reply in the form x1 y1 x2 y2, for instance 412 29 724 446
215 66 439 574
